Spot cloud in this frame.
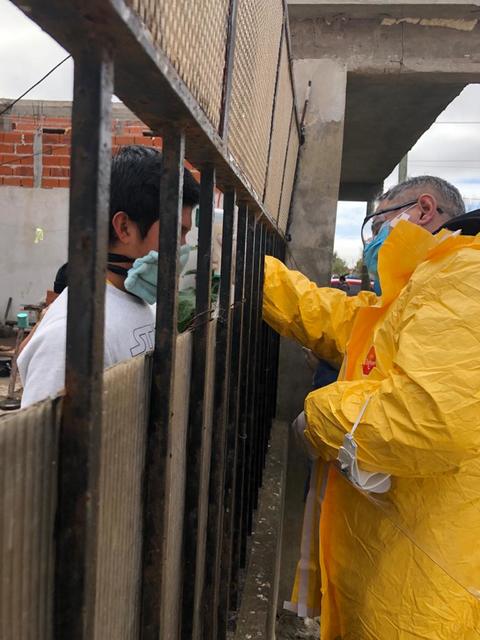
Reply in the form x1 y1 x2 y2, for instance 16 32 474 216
334 202 365 265
0 0 73 101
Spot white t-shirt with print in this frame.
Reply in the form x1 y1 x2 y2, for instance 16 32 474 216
18 284 156 408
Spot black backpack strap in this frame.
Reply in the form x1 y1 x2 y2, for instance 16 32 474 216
437 209 480 236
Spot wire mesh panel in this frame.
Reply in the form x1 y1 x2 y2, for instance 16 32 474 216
94 355 151 639
278 112 299 233
0 399 60 640
5 2 295 638
125 0 230 130
264 35 293 220
119 0 299 227
228 0 284 200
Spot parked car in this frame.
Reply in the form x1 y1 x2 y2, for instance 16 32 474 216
330 273 372 295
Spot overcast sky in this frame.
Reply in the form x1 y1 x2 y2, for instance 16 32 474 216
1 0 479 267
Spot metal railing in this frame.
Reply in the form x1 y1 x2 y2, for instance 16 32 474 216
2 1 299 638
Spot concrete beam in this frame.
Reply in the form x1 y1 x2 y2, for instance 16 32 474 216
287 7 480 193
289 1 480 21
339 181 384 201
289 13 480 75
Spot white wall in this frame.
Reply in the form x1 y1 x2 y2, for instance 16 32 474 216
0 187 69 317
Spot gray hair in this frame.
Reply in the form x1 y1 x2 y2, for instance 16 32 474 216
378 175 465 218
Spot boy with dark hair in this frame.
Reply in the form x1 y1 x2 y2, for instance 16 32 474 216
18 145 199 407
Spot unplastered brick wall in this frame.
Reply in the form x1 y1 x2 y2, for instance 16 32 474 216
0 113 201 188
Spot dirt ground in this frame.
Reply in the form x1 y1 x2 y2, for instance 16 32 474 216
276 611 320 639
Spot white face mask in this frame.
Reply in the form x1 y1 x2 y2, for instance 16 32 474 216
337 397 391 494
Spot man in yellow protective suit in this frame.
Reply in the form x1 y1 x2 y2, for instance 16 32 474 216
263 176 480 639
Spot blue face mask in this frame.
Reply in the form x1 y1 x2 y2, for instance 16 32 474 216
362 204 416 295
363 224 389 295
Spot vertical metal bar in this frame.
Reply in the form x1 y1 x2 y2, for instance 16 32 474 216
140 127 185 640
270 235 284 421
182 165 215 640
219 0 240 139
254 229 268 500
258 233 270 478
54 48 113 640
265 232 275 446
243 223 263 540
229 210 255 609
217 204 247 637
203 190 236 639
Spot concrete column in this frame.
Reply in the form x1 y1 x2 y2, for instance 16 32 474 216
276 58 347 423
288 58 347 285
275 59 347 609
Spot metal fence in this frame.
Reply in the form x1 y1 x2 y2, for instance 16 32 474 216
3 0 298 638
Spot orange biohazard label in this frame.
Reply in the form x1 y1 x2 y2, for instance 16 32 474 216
362 345 377 375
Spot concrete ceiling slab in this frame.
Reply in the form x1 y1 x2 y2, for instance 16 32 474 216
339 74 466 199
288 1 480 199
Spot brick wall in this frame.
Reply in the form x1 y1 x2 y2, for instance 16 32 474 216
0 114 201 189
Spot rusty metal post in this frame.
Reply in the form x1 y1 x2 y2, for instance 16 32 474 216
203 189 236 639
243 221 263 539
140 127 185 640
218 203 247 637
182 164 215 640
230 211 255 608
55 47 113 640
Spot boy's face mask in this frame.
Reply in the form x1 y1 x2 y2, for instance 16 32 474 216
124 244 191 304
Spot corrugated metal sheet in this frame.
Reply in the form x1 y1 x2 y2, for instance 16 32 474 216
94 354 151 639
0 398 60 640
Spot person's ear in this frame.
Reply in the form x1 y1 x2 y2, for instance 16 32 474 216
417 194 436 227
111 211 131 244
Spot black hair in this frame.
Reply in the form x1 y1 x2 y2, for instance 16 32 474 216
109 145 200 242
53 262 68 294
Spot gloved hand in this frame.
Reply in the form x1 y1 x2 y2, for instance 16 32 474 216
125 246 191 304
292 411 318 460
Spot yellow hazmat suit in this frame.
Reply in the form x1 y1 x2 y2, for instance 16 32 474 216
263 221 480 639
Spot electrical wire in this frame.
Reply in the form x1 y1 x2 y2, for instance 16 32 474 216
0 54 72 117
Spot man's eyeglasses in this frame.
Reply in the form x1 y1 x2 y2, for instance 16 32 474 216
361 200 417 246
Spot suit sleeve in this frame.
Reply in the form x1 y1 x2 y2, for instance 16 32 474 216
303 258 480 477
262 256 377 364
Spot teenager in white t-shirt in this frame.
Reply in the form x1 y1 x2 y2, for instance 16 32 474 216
18 145 199 408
